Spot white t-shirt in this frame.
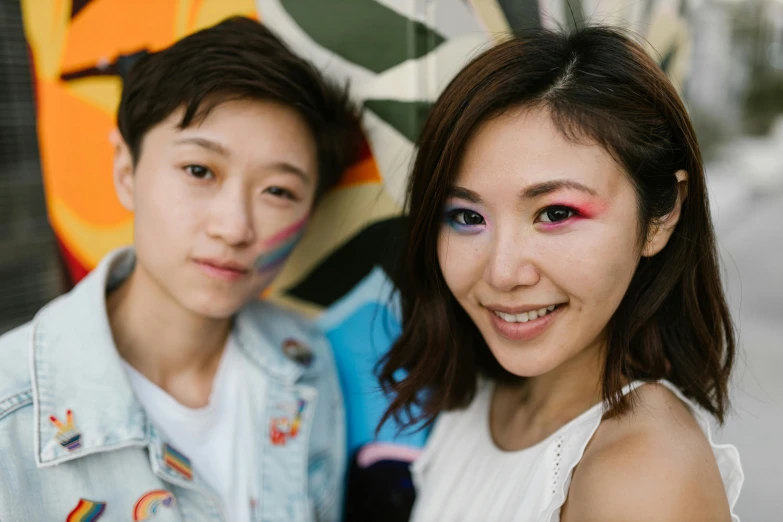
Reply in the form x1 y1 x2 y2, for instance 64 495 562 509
123 337 264 522
410 379 744 522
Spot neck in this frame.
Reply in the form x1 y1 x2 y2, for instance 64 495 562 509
531 340 605 411
107 264 231 404
493 339 607 450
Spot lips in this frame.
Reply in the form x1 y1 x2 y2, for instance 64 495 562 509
192 258 249 281
486 304 564 341
198 259 247 272
492 304 557 323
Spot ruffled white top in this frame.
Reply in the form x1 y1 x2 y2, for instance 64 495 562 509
410 380 744 522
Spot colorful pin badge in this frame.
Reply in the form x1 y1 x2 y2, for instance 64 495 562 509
66 498 106 521
50 409 81 451
269 398 307 446
163 443 193 480
282 338 313 367
133 490 175 521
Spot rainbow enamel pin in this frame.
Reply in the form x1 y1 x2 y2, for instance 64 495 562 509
49 409 81 451
66 499 106 521
163 443 193 480
269 398 307 446
133 490 175 521
282 338 313 367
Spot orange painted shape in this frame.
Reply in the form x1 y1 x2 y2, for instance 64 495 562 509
61 0 181 72
38 79 129 225
189 0 204 30
336 156 382 188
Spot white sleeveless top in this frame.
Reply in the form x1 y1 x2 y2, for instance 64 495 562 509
410 380 744 522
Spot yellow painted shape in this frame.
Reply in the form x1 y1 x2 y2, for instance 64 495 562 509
50 195 133 269
174 0 198 40
270 182 402 292
644 11 691 95
467 0 511 41
66 76 122 116
192 0 257 32
21 0 71 80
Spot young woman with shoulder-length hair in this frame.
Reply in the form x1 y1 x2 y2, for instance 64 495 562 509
379 26 743 522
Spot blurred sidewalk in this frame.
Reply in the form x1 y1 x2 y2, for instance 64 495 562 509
708 162 783 520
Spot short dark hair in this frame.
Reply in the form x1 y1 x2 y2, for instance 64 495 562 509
379 26 736 431
117 16 361 198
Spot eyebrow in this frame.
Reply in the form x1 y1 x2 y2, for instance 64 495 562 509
267 162 312 184
521 179 598 199
447 179 598 204
175 137 229 156
175 137 312 183
447 186 483 204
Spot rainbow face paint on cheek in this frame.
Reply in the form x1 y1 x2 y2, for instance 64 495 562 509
254 215 309 273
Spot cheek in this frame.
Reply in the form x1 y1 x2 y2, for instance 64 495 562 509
253 215 309 273
437 230 485 297
551 226 639 305
137 169 202 234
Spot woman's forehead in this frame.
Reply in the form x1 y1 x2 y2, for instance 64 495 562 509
453 108 625 198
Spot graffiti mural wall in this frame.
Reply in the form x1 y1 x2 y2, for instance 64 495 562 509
19 0 692 456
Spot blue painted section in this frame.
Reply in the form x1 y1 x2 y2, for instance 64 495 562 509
317 267 430 457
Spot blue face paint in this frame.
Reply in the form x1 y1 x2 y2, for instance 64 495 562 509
254 215 309 273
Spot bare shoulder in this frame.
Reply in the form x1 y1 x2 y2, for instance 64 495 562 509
562 383 731 522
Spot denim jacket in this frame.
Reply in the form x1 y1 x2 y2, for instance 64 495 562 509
0 249 345 521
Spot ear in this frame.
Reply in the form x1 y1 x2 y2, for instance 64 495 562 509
642 170 688 257
109 128 135 212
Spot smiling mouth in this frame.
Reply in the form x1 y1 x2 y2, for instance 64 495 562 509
492 304 562 323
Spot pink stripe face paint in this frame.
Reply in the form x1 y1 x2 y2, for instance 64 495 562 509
535 199 608 229
254 215 309 273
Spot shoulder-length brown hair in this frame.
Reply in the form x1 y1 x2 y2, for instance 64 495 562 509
378 26 735 431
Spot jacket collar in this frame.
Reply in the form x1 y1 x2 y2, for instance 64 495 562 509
31 248 302 467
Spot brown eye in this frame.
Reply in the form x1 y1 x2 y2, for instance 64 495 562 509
264 186 296 200
459 211 485 226
447 209 485 227
539 206 574 223
185 165 214 180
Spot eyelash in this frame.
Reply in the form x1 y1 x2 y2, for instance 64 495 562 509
183 165 298 201
264 186 298 201
537 205 577 224
184 164 214 180
444 205 578 230
445 208 485 230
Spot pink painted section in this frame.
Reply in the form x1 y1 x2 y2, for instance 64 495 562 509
263 214 310 249
356 442 423 468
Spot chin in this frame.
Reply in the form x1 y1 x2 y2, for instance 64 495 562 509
184 293 247 320
490 344 562 378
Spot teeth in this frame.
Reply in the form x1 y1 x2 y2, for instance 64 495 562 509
494 305 559 323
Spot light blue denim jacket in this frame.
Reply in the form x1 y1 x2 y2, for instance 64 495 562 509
0 249 345 521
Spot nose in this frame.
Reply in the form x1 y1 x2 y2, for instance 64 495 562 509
206 180 256 246
484 225 541 292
